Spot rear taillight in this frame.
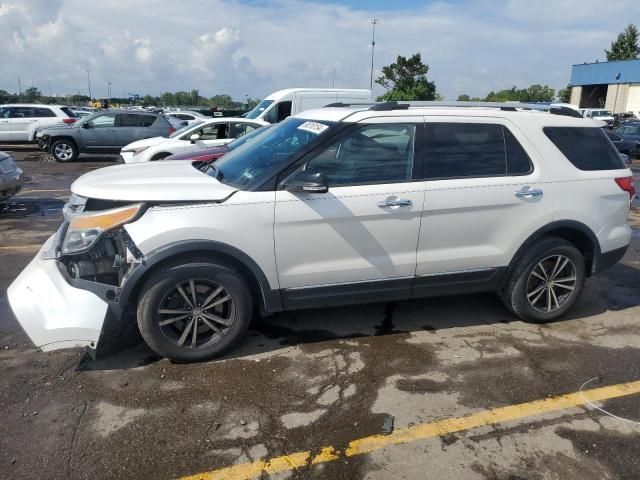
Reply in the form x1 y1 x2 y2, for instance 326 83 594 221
63 118 76 124
168 127 176 135
615 176 636 202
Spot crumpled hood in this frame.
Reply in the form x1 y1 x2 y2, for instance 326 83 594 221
121 136 168 151
71 161 237 202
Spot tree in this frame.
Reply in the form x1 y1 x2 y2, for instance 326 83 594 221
605 24 640 61
24 86 41 102
457 94 471 101
483 84 555 103
375 53 438 101
557 86 571 103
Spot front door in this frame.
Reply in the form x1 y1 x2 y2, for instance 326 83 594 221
82 113 118 151
274 119 425 307
414 118 554 294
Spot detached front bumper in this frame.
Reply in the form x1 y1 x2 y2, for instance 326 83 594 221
7 234 109 352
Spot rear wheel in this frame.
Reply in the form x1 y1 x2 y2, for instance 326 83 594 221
501 237 586 323
137 261 252 362
51 139 78 162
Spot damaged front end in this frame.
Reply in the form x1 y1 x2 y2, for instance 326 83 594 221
8 194 147 356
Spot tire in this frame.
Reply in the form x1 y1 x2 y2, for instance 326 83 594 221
501 237 586 323
137 260 252 362
51 139 78 162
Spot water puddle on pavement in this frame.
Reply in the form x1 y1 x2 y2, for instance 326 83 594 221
0 198 64 218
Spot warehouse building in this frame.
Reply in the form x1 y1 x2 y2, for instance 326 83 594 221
569 59 640 113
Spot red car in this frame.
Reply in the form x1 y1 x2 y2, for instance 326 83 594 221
164 124 270 164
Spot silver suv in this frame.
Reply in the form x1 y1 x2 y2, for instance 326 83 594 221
39 110 174 162
8 102 635 362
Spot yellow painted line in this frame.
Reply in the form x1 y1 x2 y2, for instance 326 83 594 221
0 245 41 252
179 379 640 480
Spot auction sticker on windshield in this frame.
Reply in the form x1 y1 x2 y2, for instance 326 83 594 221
297 121 329 135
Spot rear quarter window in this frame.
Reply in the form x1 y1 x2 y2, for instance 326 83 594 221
544 127 625 171
140 115 159 127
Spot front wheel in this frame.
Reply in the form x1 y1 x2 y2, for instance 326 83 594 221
137 261 253 362
51 139 78 162
501 237 586 323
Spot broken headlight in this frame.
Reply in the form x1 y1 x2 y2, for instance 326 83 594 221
61 203 143 254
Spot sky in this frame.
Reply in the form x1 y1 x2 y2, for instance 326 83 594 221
1 0 638 101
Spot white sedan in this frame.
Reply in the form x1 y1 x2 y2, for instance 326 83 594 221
120 117 268 163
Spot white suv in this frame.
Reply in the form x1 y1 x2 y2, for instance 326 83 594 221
0 104 78 142
8 103 635 362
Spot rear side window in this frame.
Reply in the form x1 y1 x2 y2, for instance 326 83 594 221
118 114 139 127
425 123 532 179
173 114 192 121
139 115 157 127
32 107 56 117
543 127 625 171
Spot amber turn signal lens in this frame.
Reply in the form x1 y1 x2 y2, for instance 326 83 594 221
69 203 143 230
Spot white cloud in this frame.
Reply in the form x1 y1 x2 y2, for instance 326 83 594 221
0 0 639 100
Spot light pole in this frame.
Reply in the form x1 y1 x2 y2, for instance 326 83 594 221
86 69 92 100
108 82 112 103
369 18 379 93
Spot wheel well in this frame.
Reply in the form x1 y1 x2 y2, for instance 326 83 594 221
50 136 77 149
510 225 597 278
150 152 171 161
125 249 265 312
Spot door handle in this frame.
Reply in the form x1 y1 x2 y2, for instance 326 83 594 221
377 199 413 208
515 189 543 199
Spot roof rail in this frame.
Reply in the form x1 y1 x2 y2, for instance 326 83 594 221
325 100 584 119
369 101 410 111
323 102 375 108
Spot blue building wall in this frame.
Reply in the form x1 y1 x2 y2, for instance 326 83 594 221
570 60 640 86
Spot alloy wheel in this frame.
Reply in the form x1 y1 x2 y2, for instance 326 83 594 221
157 278 235 349
54 143 73 161
526 254 577 313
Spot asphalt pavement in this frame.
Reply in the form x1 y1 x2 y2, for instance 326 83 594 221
1 147 640 480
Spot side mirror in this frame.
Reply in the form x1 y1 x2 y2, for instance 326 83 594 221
285 168 329 194
190 133 201 144
82 122 92 129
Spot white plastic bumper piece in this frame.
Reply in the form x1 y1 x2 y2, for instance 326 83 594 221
7 235 109 351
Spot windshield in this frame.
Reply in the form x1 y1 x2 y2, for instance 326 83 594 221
210 117 335 189
169 121 204 138
592 110 612 117
244 100 274 119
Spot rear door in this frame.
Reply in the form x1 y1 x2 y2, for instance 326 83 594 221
9 107 39 141
274 118 426 306
115 113 148 146
414 118 554 294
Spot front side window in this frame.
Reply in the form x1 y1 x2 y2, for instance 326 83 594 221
89 114 116 128
212 117 335 189
544 127 625 171
171 121 203 138
264 101 292 123
425 123 532 179
0 107 9 118
306 123 416 187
